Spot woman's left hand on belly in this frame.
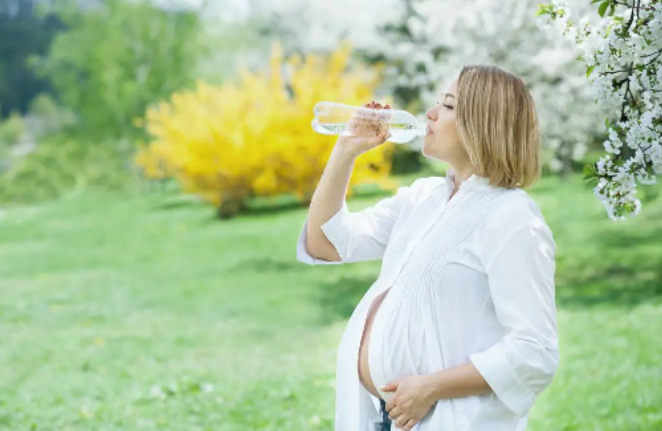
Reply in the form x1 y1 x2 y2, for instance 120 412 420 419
381 375 437 430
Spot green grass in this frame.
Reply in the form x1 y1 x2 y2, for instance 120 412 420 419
0 171 661 430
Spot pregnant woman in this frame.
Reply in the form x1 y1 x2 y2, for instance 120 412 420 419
296 64 559 431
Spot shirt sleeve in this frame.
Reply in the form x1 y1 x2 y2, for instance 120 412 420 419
469 197 559 418
295 177 435 265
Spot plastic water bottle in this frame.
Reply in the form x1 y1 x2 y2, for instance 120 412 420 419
311 101 427 144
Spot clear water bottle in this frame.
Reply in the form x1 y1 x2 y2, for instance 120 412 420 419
311 101 427 144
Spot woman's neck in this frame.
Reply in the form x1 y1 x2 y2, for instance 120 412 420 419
449 166 476 192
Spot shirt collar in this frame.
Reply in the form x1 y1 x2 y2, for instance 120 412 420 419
445 168 491 196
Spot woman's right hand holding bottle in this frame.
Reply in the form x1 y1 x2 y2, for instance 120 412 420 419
336 100 392 158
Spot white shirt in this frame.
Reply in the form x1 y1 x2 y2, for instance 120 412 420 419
296 168 559 431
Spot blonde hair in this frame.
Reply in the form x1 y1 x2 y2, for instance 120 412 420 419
455 65 541 189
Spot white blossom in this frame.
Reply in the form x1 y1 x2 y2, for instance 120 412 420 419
540 0 662 219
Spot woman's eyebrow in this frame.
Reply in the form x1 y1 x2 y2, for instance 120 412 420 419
440 93 455 105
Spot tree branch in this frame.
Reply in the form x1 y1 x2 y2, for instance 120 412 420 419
612 0 653 12
619 62 634 122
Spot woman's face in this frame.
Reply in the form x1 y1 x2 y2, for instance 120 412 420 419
423 76 464 163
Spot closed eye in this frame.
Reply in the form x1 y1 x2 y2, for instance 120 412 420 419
442 104 454 109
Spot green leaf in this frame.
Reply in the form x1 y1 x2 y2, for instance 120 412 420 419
583 164 598 180
598 1 610 17
608 3 616 16
591 0 602 4
536 4 550 16
587 64 596 77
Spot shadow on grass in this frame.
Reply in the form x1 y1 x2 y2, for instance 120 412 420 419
557 263 662 309
312 275 376 325
238 185 396 218
227 257 300 272
557 222 662 309
151 199 202 211
595 228 662 249
146 178 409 222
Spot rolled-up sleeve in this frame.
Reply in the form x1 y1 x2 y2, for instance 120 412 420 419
469 208 559 417
296 201 350 265
295 178 430 265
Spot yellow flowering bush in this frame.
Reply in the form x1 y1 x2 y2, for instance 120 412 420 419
133 40 399 217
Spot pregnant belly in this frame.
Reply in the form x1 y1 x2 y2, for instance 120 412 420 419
359 284 444 404
358 287 391 399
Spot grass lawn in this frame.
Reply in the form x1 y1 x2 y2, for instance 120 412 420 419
0 170 661 430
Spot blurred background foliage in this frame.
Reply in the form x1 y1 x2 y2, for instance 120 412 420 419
30 0 205 139
0 1 661 429
0 0 630 213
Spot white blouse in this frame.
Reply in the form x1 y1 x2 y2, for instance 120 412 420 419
296 168 559 431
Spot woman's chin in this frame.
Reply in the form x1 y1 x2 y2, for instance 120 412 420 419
422 135 434 154
423 138 444 161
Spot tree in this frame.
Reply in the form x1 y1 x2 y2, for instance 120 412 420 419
372 0 606 176
133 42 396 218
32 0 205 138
241 0 606 176
0 0 63 118
538 0 662 220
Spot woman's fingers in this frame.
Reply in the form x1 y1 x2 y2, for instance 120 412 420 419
402 418 418 431
364 101 390 109
396 414 417 429
353 101 391 138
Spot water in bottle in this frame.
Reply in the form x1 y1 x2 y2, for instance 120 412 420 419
311 101 428 144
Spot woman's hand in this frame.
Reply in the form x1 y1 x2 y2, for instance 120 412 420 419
381 374 437 430
336 100 392 158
